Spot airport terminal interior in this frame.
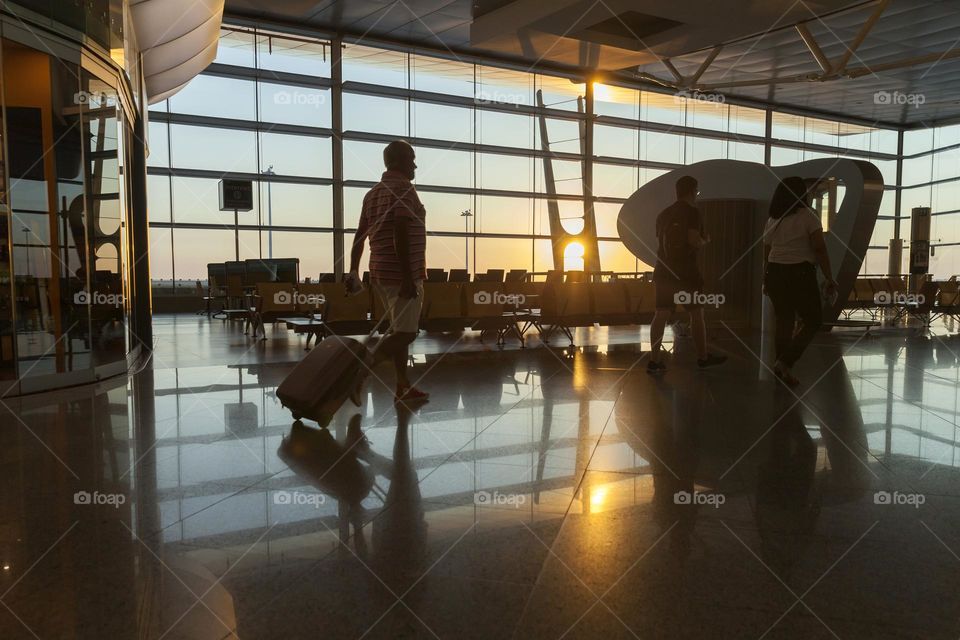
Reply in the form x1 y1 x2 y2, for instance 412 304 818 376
3 0 960 638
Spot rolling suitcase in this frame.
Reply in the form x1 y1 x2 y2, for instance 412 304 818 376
277 312 387 425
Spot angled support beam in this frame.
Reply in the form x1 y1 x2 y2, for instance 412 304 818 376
796 23 831 74
661 58 684 84
834 0 889 75
690 46 722 85
702 41 960 90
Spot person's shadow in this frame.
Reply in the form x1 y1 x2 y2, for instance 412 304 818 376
368 403 428 593
615 367 709 561
754 385 820 580
277 404 427 591
277 415 387 546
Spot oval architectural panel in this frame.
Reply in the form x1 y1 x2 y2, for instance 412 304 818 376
617 159 884 322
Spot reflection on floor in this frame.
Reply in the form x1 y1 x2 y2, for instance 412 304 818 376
4 318 960 638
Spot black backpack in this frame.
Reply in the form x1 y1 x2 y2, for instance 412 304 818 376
660 208 690 266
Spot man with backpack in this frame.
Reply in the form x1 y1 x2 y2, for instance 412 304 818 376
647 175 727 374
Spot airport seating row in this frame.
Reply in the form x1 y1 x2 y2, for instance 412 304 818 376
243 280 659 347
315 268 529 284
205 259 300 317
844 275 960 325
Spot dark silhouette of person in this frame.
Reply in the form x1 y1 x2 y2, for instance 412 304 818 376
648 175 726 373
347 140 430 404
763 176 837 386
277 415 385 546
362 402 428 637
754 385 820 579
615 366 708 561
370 402 427 583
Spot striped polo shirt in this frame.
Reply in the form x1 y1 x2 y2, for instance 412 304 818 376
357 170 427 284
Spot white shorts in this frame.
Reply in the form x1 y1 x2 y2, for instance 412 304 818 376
374 280 423 334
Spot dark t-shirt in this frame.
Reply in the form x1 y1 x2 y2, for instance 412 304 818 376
654 200 702 283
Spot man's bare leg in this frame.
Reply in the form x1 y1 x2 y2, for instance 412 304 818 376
689 308 727 369
353 331 427 404
690 308 707 360
649 309 671 364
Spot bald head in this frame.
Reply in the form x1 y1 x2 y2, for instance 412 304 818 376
384 140 417 179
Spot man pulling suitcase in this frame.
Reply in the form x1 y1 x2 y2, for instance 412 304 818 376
346 140 429 404
276 141 429 425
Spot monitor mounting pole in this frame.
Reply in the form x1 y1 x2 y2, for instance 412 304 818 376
234 208 239 261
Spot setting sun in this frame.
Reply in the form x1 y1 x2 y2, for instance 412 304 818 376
564 241 585 271
592 82 612 102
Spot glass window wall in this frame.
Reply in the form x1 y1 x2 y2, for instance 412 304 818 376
149 24 912 291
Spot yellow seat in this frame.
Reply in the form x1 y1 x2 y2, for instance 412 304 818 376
295 283 327 315
318 283 372 335
624 280 655 317
423 283 464 320
562 283 593 325
255 283 297 316
868 277 890 305
502 281 543 310
462 282 518 344
592 282 630 325
938 280 960 308
462 282 506 319
419 283 464 332
853 279 874 304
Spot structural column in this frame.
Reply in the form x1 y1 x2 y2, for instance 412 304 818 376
331 37 345 279
759 108 774 378
130 108 153 352
763 109 772 166
894 129 903 242
581 80 600 275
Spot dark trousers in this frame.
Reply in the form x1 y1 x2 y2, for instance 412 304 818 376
765 262 822 367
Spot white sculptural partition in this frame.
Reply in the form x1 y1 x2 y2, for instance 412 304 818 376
617 159 884 324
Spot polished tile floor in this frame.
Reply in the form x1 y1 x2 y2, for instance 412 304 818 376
3 316 960 639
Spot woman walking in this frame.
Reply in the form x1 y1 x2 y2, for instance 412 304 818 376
763 177 837 386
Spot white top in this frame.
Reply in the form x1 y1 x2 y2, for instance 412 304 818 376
763 207 823 264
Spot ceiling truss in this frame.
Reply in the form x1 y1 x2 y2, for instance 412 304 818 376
628 0 960 95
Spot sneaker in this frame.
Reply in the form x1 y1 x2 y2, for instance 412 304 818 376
697 354 727 369
396 385 430 403
646 360 667 375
